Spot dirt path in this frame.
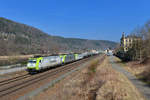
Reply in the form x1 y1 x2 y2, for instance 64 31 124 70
109 56 150 100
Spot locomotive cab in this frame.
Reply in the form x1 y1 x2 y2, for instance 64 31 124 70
27 57 43 72
27 60 36 67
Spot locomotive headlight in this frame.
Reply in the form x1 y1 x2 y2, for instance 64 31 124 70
27 63 31 67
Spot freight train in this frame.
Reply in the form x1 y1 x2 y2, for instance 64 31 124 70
27 52 98 73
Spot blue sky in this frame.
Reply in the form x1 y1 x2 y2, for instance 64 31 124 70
0 0 150 42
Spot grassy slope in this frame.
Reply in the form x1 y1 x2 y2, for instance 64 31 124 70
115 57 150 85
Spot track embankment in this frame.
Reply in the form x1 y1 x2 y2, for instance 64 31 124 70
30 56 144 100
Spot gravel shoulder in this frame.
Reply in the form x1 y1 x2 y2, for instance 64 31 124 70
109 56 150 100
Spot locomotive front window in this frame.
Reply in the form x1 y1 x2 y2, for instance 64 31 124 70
29 60 36 63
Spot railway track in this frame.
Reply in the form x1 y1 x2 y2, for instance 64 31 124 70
0 55 99 99
0 74 30 86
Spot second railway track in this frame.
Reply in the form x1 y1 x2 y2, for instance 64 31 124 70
0 74 30 86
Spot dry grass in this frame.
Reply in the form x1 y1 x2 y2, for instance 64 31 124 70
0 55 34 66
115 57 150 84
32 55 145 100
114 57 145 75
96 58 145 100
0 55 33 60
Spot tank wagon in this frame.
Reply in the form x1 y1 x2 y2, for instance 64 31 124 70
27 52 98 73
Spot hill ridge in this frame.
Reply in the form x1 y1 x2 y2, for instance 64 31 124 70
0 17 117 56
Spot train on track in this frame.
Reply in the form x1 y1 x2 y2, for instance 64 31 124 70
27 52 99 73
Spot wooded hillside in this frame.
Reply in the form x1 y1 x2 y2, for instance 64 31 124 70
0 17 117 56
